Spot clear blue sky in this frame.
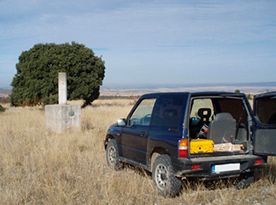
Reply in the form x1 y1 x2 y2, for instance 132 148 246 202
0 0 276 88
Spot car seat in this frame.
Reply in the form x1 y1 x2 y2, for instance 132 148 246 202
193 108 212 138
198 108 212 125
207 112 236 144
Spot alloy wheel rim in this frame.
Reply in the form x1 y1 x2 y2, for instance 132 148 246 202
155 164 169 190
108 146 116 165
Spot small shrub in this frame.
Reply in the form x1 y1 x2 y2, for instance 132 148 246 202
0 105 5 112
0 97 10 104
247 94 253 100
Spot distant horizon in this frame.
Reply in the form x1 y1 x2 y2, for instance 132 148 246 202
1 80 276 91
102 81 276 90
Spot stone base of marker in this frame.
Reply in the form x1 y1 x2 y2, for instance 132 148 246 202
45 104 81 133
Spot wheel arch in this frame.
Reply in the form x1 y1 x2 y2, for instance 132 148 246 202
149 147 171 172
104 134 115 149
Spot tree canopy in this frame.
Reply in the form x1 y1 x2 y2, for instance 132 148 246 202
11 42 105 107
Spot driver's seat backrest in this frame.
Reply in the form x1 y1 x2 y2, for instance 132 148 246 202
207 112 236 144
198 108 212 124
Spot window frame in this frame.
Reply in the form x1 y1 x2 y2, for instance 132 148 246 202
187 95 251 139
126 97 157 127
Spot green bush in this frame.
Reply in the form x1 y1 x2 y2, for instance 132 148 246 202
11 42 105 107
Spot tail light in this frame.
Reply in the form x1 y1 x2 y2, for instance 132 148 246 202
192 164 201 170
255 159 263 165
178 138 188 158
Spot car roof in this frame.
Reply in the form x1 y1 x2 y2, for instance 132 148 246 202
190 91 245 97
141 91 246 98
254 91 276 99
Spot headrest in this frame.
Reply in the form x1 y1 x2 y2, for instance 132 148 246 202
198 108 212 119
215 112 235 121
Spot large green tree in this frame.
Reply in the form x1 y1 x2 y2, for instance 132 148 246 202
11 42 105 107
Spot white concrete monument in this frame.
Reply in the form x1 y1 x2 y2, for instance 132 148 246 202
45 72 81 133
58 72 67 104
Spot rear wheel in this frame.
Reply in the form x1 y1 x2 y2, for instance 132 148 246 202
152 155 182 197
235 172 255 189
106 139 122 170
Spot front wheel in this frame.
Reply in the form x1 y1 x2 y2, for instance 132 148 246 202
152 155 182 197
106 139 122 170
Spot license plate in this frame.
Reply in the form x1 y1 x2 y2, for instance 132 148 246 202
211 163 240 174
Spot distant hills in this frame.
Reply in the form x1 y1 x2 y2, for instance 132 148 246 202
101 82 276 96
1 82 276 97
102 81 276 89
0 88 10 97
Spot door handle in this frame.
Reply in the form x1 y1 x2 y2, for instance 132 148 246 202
168 128 178 133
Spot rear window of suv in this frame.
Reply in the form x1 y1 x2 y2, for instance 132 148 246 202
151 95 187 128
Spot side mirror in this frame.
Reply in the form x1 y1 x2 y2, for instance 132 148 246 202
117 118 126 127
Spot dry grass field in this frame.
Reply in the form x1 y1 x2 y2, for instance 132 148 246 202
0 99 276 205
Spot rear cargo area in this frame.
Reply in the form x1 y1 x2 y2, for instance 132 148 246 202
188 96 249 157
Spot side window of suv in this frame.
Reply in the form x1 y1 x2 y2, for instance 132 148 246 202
151 95 186 128
129 98 156 126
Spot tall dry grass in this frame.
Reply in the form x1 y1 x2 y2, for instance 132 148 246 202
0 99 276 205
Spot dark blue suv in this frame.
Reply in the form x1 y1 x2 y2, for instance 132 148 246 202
104 91 276 197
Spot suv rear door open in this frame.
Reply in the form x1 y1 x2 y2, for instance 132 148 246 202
253 92 276 156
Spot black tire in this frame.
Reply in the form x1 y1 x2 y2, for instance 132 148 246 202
235 172 255 190
152 155 182 197
106 139 122 170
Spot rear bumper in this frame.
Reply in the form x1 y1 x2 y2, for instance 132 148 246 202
173 154 266 178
